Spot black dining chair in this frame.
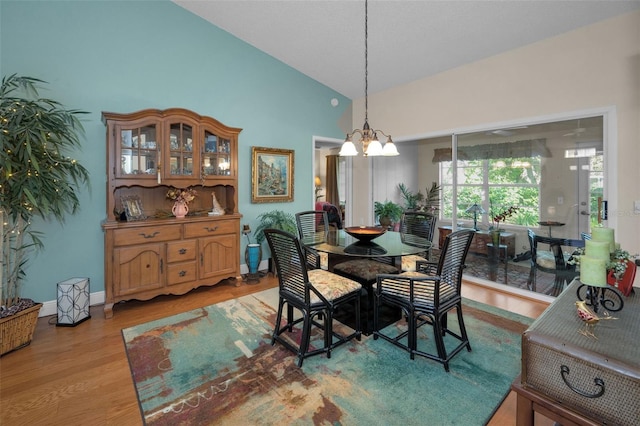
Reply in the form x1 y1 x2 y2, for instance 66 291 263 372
398 211 437 272
295 210 332 270
527 229 584 296
373 229 475 371
264 228 362 367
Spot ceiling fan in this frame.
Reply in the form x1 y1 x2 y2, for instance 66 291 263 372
563 119 587 137
486 125 528 137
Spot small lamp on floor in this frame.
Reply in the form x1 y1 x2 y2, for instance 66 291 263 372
465 204 485 230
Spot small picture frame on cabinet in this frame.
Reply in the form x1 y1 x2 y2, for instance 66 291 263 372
121 195 146 221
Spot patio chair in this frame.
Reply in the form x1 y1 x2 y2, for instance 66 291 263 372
398 211 437 272
527 229 584 296
373 229 475 371
264 228 362 367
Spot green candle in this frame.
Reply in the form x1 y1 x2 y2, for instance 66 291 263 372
585 240 610 260
580 256 608 287
592 227 615 253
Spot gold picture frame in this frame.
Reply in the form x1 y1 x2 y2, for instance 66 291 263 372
121 195 146 221
251 146 294 203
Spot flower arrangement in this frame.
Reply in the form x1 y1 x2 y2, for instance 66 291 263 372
491 206 519 230
568 247 636 281
166 187 197 204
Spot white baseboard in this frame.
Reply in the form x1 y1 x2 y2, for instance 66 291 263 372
38 259 271 317
39 291 106 318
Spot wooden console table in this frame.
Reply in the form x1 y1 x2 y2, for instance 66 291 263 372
438 226 515 258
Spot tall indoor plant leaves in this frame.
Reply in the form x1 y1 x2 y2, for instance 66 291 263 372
0 74 90 312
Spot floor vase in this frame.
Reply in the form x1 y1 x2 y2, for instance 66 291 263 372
244 243 262 282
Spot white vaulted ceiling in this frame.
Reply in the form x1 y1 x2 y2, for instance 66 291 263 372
173 0 640 99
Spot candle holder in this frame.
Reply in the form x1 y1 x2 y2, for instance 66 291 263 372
576 282 624 313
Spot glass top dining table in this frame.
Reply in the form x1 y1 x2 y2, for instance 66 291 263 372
301 229 429 260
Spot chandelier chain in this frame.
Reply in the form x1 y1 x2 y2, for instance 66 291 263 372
364 0 368 122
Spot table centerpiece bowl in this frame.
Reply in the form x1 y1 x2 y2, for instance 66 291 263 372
344 226 387 242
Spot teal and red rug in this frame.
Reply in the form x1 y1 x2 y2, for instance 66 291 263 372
122 288 531 425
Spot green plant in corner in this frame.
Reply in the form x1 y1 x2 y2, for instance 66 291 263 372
398 183 424 211
1 74 90 318
374 200 403 228
398 182 440 213
253 210 297 246
423 181 441 213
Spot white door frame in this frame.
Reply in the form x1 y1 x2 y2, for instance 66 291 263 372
312 136 352 224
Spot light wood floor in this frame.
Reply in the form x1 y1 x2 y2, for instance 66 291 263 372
0 274 555 425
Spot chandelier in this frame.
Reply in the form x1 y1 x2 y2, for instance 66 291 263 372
339 0 398 157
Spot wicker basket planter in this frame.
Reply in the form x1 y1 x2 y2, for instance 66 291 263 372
0 303 42 356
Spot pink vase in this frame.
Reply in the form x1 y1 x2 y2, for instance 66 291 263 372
172 201 189 218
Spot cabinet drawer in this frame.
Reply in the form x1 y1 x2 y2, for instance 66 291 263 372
166 240 197 263
113 225 182 246
166 261 197 286
184 219 237 238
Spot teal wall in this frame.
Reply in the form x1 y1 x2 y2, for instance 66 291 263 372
0 0 350 303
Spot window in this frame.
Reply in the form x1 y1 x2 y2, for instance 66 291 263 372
440 156 542 228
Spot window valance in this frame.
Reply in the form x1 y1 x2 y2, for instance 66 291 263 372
432 138 550 163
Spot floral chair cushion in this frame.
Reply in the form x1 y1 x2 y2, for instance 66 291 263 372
401 254 428 272
333 259 398 283
307 269 361 304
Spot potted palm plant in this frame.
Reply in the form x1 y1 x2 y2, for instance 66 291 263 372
398 183 423 211
374 200 403 229
0 74 90 355
253 210 297 275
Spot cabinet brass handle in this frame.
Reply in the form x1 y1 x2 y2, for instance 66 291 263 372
560 365 605 398
139 231 160 239
179 248 187 255
179 270 187 277
204 226 219 232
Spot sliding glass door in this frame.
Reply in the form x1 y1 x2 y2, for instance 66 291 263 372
445 116 604 240
372 114 606 295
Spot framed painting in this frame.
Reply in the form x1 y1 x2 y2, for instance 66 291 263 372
251 146 294 203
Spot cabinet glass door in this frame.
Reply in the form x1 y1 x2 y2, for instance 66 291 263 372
202 130 232 177
168 122 194 177
119 124 158 178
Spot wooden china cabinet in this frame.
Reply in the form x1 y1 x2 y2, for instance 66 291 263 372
101 108 242 318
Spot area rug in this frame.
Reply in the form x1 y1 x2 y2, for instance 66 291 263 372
122 288 532 425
